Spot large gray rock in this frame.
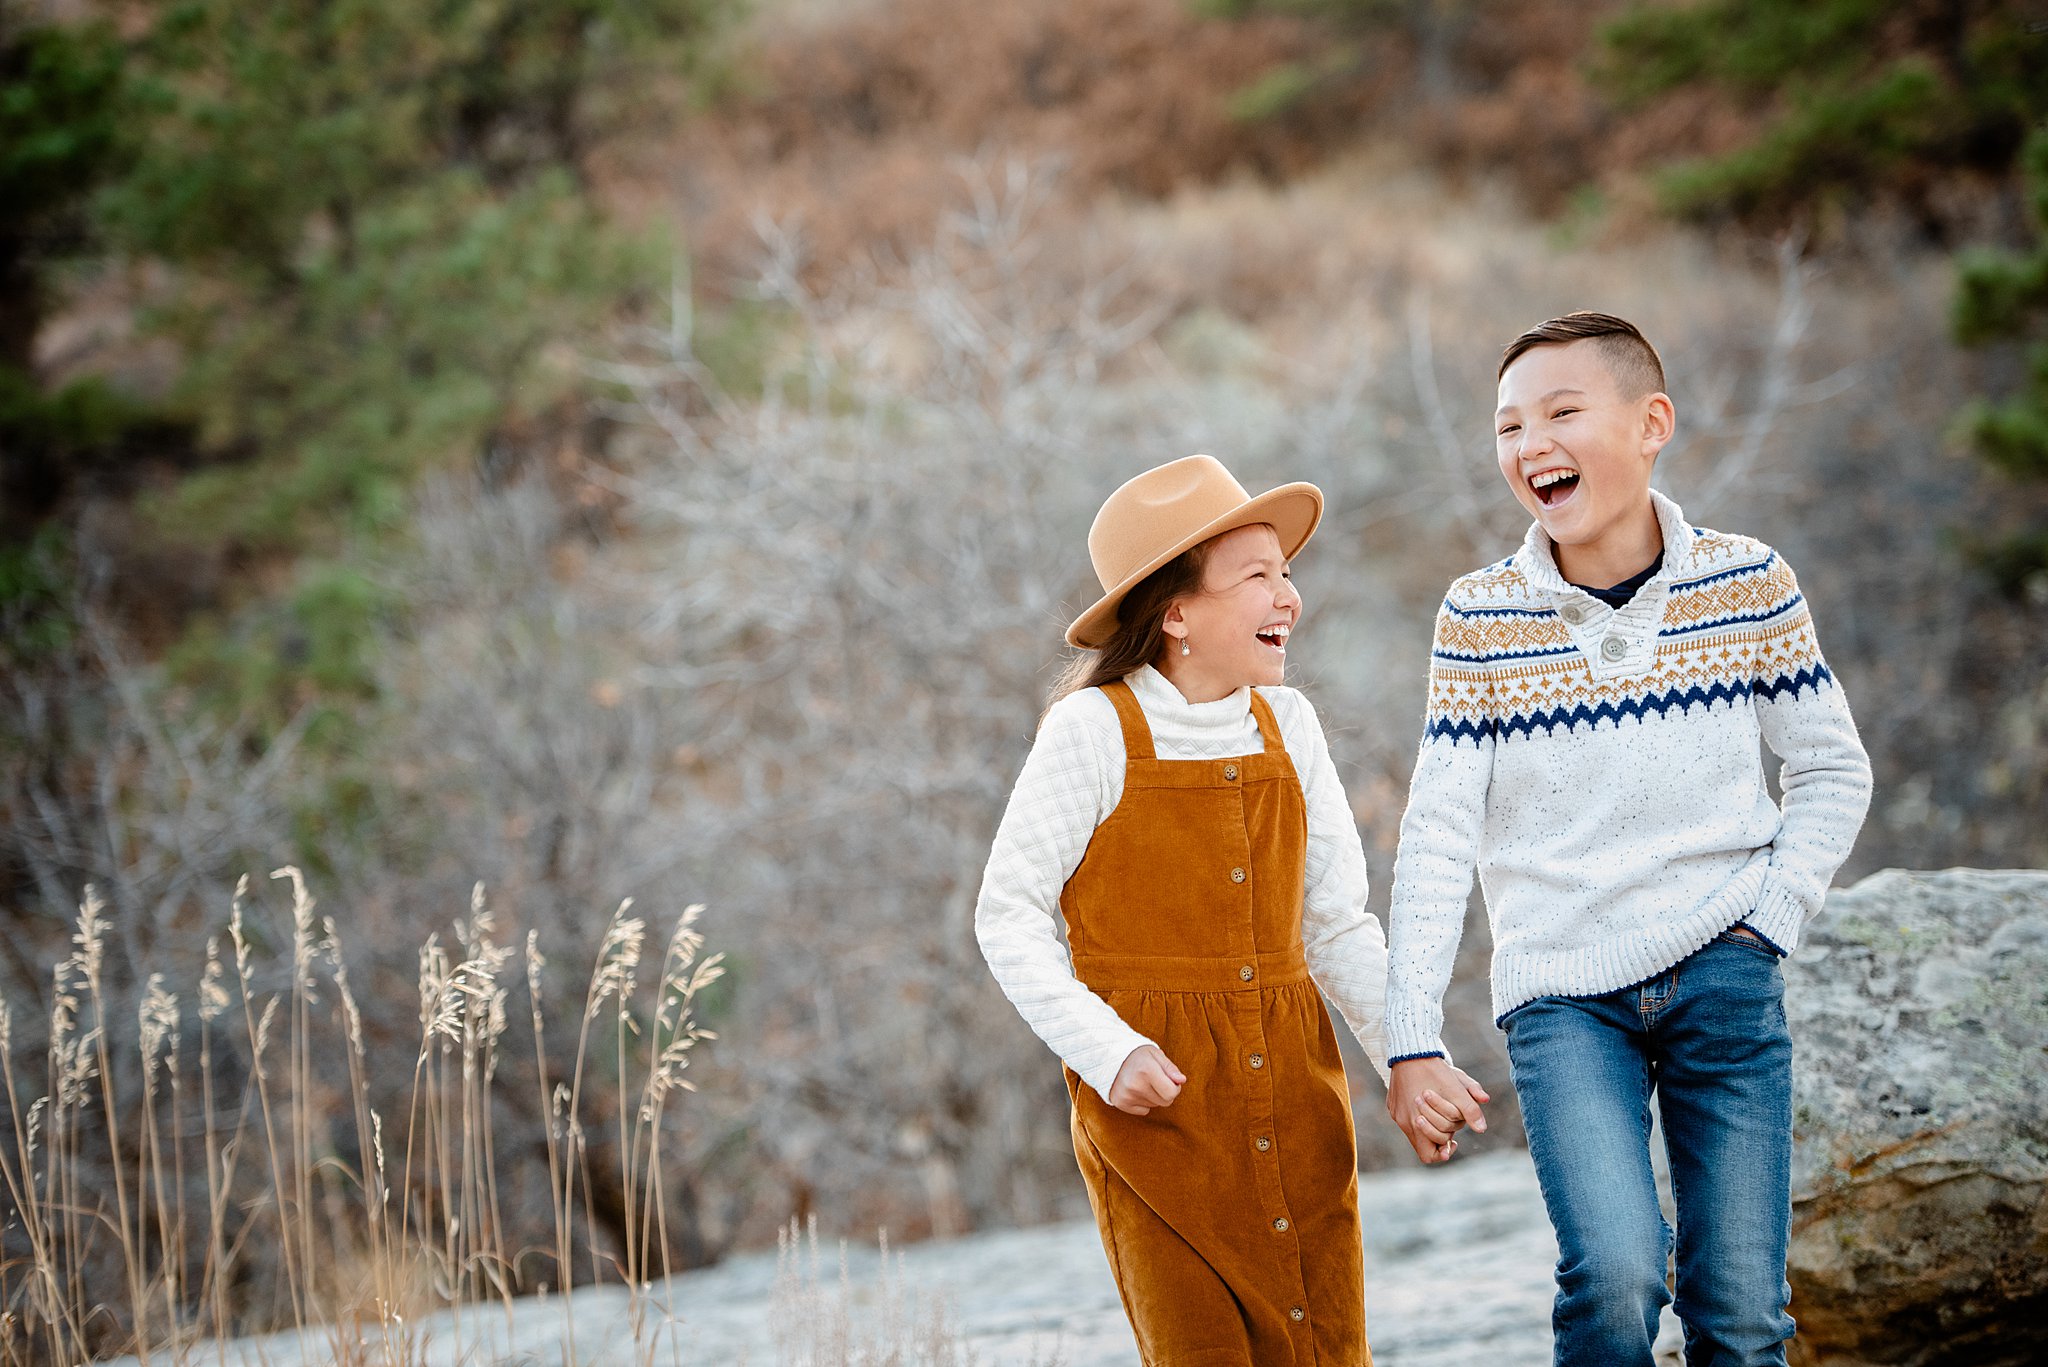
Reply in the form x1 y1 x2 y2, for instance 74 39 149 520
1785 869 2048 1367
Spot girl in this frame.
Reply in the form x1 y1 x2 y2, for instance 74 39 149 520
976 454 1438 1365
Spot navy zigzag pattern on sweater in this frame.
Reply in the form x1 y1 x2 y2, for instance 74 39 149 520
1424 663 1837 746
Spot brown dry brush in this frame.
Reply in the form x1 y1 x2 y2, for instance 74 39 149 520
0 873 722 1367
666 0 1369 293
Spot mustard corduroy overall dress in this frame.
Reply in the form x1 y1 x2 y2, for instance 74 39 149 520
1061 679 1368 1367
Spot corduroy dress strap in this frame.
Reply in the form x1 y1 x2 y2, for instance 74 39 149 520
1101 678 1158 759
1099 679 1295 782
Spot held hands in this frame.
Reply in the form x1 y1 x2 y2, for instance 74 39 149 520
1388 1056 1491 1164
1108 1045 1186 1115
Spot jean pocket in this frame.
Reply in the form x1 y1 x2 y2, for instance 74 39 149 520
1496 997 1544 1031
1715 924 1782 958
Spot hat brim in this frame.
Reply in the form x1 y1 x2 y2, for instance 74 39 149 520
1065 483 1324 649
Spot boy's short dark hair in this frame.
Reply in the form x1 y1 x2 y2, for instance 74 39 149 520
1500 312 1666 399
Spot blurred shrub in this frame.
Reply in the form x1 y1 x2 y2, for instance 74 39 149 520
1954 126 2048 593
1598 1 2048 591
0 525 74 667
101 0 737 556
0 0 742 752
1185 1 1616 212
1598 0 2047 231
132 169 638 551
0 6 150 531
0 7 122 361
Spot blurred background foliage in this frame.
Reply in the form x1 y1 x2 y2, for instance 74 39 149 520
1 0 733 717
1208 0 2048 585
1 0 2045 1321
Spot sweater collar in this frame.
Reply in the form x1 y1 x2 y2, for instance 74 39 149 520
1513 488 1696 595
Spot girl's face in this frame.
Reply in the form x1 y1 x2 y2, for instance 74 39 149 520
1161 523 1301 698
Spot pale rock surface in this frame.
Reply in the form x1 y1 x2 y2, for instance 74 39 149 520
132 1150 1582 1366
1783 868 2048 1367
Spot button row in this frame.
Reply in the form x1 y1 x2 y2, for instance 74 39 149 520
1253 1132 1293 1262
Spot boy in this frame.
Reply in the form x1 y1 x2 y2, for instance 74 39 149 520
1382 312 1871 1367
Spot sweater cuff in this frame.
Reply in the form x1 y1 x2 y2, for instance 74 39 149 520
1381 1013 1449 1067
1078 1031 1158 1105
1748 875 1810 956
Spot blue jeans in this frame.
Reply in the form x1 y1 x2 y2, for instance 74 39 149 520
1503 930 1795 1367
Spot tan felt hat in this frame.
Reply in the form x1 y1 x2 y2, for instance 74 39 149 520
1066 455 1323 649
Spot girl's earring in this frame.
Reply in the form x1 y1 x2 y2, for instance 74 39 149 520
1180 636 1191 657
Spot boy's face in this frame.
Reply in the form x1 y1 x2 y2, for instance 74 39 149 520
1494 338 1673 555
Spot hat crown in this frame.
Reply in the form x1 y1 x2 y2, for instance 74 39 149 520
1088 455 1251 592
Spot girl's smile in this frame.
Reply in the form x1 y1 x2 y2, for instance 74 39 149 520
1160 523 1301 701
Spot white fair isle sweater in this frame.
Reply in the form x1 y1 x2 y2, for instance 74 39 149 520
976 664 1391 1102
1383 491 1873 1062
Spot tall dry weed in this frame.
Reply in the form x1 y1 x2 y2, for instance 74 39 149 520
0 874 722 1367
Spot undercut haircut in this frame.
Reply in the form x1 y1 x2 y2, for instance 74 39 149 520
1499 312 1666 399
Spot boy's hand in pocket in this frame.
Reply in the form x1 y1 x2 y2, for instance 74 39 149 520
1108 1045 1186 1115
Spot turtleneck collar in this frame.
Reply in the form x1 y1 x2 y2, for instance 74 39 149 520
1129 662 1253 725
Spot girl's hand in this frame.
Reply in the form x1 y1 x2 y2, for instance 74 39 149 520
1388 1056 1490 1164
1108 1045 1187 1115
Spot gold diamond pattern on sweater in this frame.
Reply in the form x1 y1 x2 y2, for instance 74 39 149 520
1425 597 1826 736
1435 613 1573 659
1662 558 1797 629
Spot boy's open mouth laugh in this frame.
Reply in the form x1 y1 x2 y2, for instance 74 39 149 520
1529 466 1580 507
1256 622 1291 653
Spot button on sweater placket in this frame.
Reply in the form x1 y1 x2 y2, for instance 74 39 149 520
1555 586 1665 684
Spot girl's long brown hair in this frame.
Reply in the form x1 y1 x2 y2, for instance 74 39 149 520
1046 541 1212 717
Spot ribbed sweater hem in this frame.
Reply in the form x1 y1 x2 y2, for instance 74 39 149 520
1746 876 1809 955
1486 860 1769 1025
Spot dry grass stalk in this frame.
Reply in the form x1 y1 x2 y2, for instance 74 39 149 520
0 871 725 1367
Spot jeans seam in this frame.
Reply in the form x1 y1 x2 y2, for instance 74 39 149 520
1639 972 1675 1024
